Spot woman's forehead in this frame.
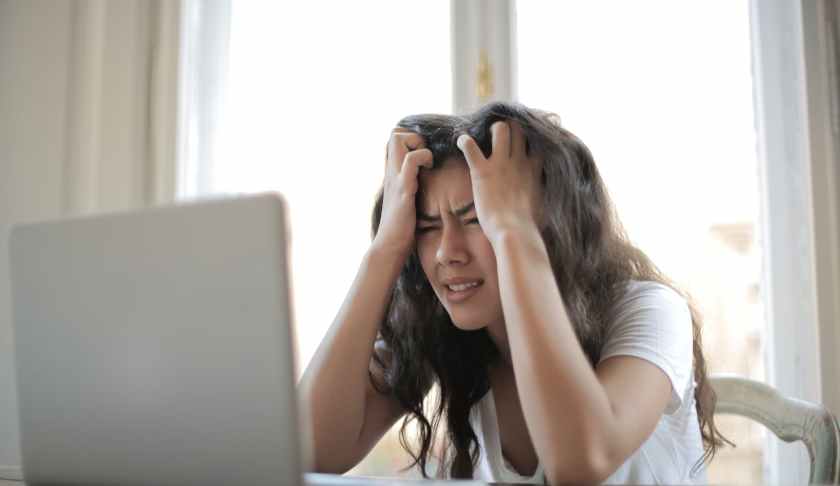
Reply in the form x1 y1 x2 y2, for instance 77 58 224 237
417 159 473 213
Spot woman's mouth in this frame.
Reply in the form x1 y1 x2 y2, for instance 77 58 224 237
444 279 484 303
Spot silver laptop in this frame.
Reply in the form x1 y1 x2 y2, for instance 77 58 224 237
8 194 310 486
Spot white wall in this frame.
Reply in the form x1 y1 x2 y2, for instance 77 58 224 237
802 0 840 418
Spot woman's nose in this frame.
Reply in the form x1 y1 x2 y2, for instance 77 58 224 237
435 225 470 266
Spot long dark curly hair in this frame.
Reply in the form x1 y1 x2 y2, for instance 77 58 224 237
369 101 730 480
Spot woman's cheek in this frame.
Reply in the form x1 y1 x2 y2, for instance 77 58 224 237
416 240 436 280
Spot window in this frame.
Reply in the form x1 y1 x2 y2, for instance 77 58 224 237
180 1 836 481
199 0 451 372
517 2 764 481
180 1 452 475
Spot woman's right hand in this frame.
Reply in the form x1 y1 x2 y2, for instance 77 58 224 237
371 128 433 259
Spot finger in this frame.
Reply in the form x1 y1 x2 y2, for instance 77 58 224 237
387 131 425 173
490 121 511 158
509 120 526 158
456 134 485 171
391 128 425 149
400 148 433 186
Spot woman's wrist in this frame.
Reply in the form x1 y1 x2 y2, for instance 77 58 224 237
487 222 544 255
366 242 410 274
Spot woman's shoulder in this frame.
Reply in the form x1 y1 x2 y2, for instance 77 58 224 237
620 279 687 304
604 279 693 347
602 280 696 414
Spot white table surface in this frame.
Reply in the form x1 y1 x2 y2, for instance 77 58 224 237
0 474 495 485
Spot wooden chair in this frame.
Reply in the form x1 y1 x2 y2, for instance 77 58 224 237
710 374 840 484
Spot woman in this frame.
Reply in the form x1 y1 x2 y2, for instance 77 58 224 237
299 102 729 484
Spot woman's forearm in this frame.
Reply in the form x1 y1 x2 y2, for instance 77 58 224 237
491 228 617 483
297 245 406 471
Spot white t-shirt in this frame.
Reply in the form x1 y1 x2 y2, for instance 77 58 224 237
468 280 708 484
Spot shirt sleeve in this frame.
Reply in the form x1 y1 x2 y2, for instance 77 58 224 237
597 281 694 415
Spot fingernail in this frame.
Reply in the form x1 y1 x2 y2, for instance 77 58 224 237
457 135 468 150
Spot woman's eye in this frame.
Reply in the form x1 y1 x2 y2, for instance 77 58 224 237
465 217 480 225
416 226 438 235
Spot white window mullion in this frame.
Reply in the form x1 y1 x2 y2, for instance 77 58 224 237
450 0 516 114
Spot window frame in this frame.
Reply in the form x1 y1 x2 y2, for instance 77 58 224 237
749 0 840 482
449 0 840 482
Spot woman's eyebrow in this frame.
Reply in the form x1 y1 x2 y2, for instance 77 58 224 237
417 201 475 222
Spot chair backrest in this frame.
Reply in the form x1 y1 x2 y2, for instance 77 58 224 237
710 374 840 484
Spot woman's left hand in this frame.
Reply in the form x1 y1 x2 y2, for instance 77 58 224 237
456 121 542 246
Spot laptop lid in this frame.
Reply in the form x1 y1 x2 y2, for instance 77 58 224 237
9 194 302 486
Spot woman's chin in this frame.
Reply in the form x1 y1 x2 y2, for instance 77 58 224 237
449 315 488 331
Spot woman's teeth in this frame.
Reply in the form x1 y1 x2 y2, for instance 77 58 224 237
447 281 481 292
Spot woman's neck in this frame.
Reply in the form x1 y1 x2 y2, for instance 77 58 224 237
486 320 513 368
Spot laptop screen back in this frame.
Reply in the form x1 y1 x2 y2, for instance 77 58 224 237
9 194 301 486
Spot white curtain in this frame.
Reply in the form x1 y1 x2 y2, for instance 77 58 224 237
176 0 231 200
0 0 182 476
63 0 181 213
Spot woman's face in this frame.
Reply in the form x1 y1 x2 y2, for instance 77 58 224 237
415 158 504 331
